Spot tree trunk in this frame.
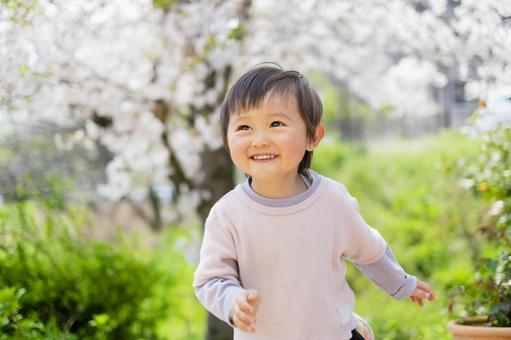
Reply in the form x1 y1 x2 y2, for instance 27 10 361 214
198 146 235 340
207 313 233 340
149 187 162 231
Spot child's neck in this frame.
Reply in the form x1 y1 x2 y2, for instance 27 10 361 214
250 173 308 199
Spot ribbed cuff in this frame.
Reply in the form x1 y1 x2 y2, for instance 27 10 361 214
391 274 417 300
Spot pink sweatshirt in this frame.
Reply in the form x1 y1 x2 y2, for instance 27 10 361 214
194 172 401 339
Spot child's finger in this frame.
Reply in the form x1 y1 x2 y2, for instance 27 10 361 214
417 281 436 300
233 315 255 333
236 291 253 311
239 300 254 315
247 289 260 302
425 288 436 301
411 293 426 306
234 306 255 325
420 290 430 300
416 280 431 290
246 289 261 314
413 287 431 300
232 313 255 333
414 296 423 306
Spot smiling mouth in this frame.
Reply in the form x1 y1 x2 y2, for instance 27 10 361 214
251 154 278 160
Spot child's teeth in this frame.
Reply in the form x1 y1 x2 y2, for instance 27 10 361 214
253 154 275 160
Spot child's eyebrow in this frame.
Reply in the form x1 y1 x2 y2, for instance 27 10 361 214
230 115 249 124
268 112 293 120
231 112 292 124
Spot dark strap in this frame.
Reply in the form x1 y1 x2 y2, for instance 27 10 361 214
350 329 365 340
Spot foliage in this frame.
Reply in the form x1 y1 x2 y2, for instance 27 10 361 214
151 228 206 340
0 198 205 339
311 136 357 176
0 0 39 23
451 125 511 327
152 0 176 11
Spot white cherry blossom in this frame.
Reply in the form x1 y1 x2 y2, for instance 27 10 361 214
1 0 510 222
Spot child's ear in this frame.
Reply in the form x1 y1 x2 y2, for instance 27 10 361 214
306 123 325 151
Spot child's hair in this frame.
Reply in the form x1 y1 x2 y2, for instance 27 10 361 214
219 64 323 173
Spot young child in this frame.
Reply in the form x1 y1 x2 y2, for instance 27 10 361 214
193 65 435 339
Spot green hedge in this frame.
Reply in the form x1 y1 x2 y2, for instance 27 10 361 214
0 201 205 339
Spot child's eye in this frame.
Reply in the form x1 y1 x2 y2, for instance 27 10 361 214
236 125 250 131
270 121 284 127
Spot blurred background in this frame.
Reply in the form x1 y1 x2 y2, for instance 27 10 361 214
1 0 510 339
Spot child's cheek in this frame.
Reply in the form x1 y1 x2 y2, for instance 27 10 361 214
228 136 248 151
228 139 247 162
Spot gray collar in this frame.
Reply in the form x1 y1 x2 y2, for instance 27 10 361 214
241 170 321 208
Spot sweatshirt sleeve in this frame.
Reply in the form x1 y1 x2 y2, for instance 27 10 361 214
193 207 244 326
341 194 387 265
354 245 418 300
195 278 243 327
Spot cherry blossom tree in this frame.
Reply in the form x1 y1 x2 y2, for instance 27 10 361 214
2 0 510 215
1 0 510 338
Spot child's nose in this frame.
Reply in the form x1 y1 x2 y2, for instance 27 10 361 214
252 131 269 147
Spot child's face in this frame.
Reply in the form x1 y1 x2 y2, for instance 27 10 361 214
227 94 316 183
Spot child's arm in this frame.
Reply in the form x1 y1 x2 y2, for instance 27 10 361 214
354 245 435 304
354 245 416 299
193 208 245 327
338 189 435 305
195 278 244 327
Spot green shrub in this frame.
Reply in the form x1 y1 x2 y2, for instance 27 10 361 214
312 136 357 178
0 201 170 339
451 125 511 327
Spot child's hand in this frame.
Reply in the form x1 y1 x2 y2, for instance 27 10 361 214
410 280 435 306
232 289 261 333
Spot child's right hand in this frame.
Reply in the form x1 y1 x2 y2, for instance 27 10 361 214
232 289 261 333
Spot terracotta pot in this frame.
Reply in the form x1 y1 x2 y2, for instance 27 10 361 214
447 320 511 339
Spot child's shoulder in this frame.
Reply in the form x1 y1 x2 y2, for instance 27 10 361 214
207 185 241 216
316 174 360 213
317 173 352 199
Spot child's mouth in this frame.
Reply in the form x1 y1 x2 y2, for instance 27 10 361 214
251 154 278 161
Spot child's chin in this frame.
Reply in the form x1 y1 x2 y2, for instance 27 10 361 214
250 170 280 178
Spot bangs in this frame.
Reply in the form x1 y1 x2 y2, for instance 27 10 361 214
223 68 302 116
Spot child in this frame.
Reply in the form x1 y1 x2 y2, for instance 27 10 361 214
193 65 435 339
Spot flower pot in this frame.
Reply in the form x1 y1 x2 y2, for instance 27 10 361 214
447 320 511 339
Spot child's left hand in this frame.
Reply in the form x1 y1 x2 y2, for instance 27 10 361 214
410 280 435 306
